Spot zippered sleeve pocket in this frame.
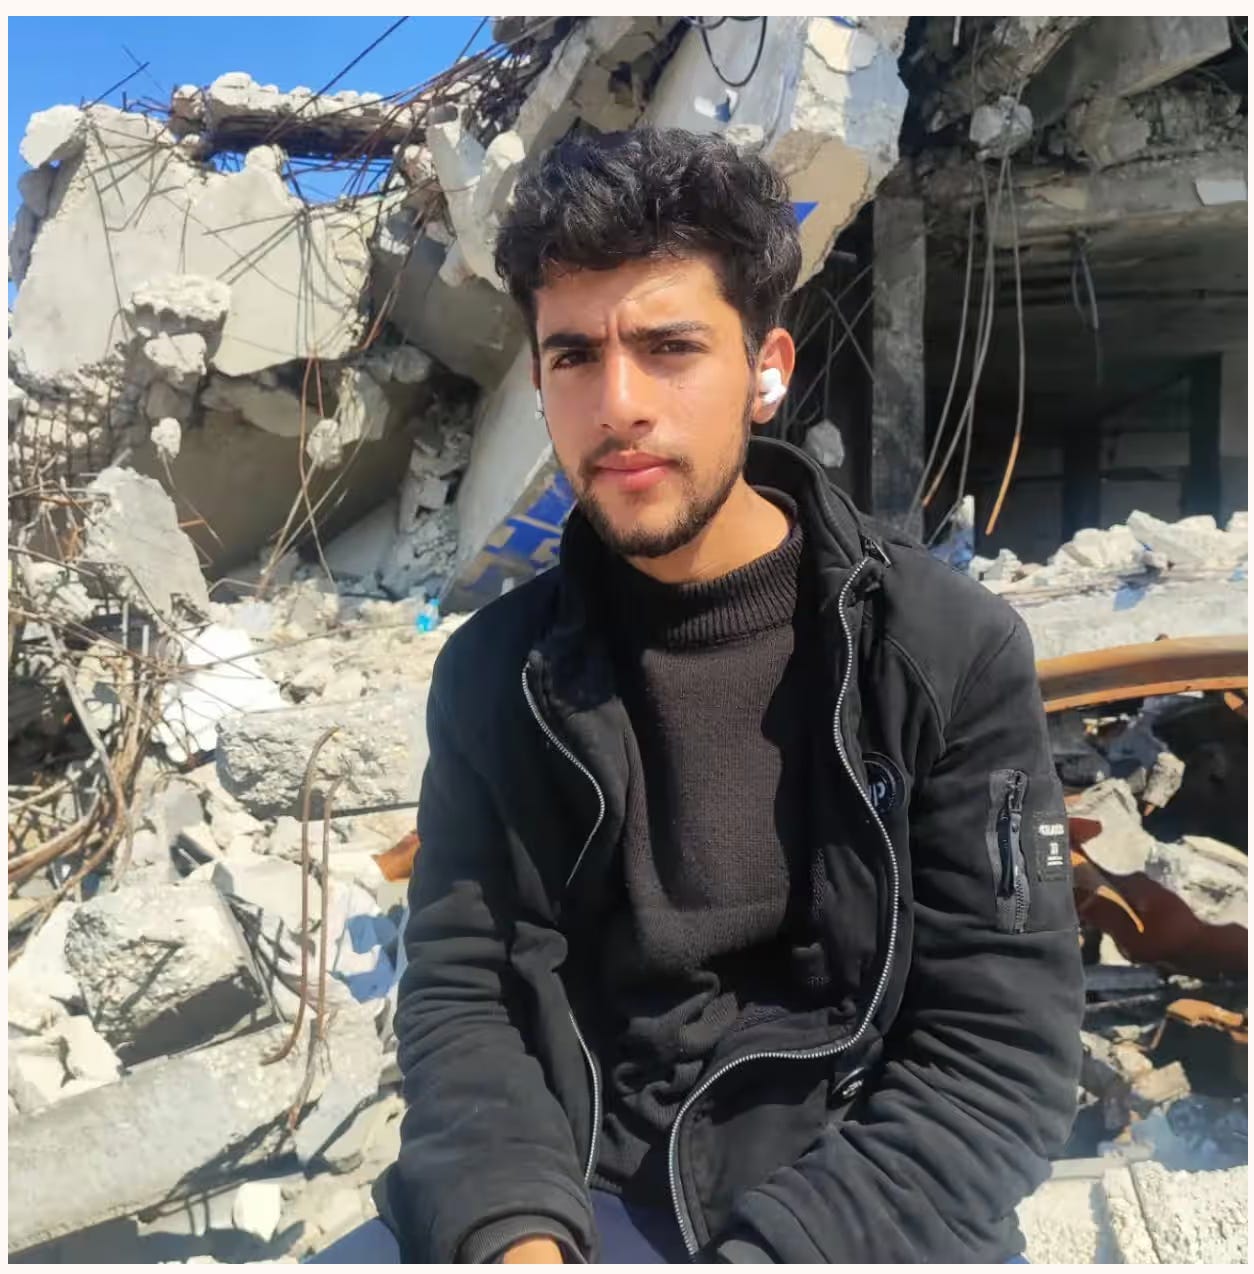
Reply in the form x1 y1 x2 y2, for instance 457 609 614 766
984 769 1030 934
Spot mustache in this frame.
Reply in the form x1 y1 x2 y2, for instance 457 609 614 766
579 438 689 480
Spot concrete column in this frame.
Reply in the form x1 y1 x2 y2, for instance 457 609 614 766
1219 348 1248 526
870 196 926 539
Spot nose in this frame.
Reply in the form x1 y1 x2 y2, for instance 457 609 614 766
596 346 654 438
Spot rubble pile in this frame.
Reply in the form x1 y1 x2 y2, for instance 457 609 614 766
7 14 1248 1265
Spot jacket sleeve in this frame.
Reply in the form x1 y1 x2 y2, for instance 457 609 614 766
385 671 595 1262
711 616 1084 1263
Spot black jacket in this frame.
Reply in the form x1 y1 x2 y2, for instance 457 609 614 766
376 437 1083 1263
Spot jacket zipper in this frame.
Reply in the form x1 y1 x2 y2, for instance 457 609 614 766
665 556 902 1257
521 665 605 1184
998 771 1029 934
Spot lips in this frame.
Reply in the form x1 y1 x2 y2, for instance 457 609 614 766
591 451 673 493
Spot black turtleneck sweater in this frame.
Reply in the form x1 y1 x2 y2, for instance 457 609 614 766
590 491 829 1205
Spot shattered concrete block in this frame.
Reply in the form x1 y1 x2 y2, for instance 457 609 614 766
216 688 429 818
155 622 285 765
80 467 211 620
231 1181 282 1243
64 879 268 1064
9 203 40 288
8 1036 68 1114
1067 780 1156 874
1130 1161 1247 1263
7 902 83 1035
335 366 391 443
306 417 346 470
140 331 208 389
18 166 56 218
981 548 1022 583
1141 750 1185 810
1127 510 1246 568
150 416 183 461
1145 836 1247 928
20 104 87 167
804 420 846 470
1054 523 1146 572
1017 1175 1104 1264
970 96 1034 159
129 274 232 337
57 1014 123 1084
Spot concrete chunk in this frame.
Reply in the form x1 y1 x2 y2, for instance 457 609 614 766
129 274 232 336
216 689 428 818
80 467 211 621
57 1014 123 1084
64 880 268 1064
20 105 86 168
8 1037 68 1114
231 1181 282 1243
1131 1161 1247 1263
140 331 208 389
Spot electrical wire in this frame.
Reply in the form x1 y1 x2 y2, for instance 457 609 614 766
696 16 767 89
983 178 1026 537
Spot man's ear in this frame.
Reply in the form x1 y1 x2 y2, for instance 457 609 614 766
751 327 797 425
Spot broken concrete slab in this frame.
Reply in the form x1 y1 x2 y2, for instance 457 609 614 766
129 277 231 341
1066 780 1157 874
293 1019 383 1170
18 166 56 219
1127 510 1247 569
140 332 209 390
1025 17 1233 129
215 688 429 819
200 373 313 438
1130 1161 1247 1263
19 104 86 167
11 105 376 386
80 467 211 621
7 1021 310 1254
8 902 84 1035
64 879 269 1064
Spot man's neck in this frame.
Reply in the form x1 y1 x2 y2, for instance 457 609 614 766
626 479 790 585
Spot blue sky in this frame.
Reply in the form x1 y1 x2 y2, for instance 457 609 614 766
8 16 493 219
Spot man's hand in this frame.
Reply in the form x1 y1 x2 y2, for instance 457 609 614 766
502 1237 564 1263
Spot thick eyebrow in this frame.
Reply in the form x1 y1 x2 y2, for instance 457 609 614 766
538 320 714 353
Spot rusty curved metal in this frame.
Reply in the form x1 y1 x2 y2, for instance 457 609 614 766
1037 634 1248 714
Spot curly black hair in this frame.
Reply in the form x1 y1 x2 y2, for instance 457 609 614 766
493 127 802 363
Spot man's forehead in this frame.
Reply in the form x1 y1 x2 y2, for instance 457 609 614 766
535 254 725 332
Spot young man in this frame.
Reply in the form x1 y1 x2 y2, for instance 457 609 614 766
373 127 1083 1264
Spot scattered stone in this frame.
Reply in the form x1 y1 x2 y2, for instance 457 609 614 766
80 467 211 621
803 420 846 470
216 688 429 818
8 901 83 1034
20 104 87 167
57 1014 123 1084
231 1181 282 1243
150 416 183 461
64 879 268 1064
1053 523 1146 572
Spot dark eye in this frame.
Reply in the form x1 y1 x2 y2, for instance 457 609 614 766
551 349 591 370
658 340 700 355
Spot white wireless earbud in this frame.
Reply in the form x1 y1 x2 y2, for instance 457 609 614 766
535 389 545 417
759 367 786 406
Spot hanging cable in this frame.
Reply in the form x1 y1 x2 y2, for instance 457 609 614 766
1070 232 1103 386
695 16 768 89
984 179 1026 537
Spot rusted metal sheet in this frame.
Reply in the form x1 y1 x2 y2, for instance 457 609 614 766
1037 635 1248 714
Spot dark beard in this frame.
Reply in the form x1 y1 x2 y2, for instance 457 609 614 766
570 395 753 560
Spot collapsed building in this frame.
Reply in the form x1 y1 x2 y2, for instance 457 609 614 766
6 15 1249 1265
